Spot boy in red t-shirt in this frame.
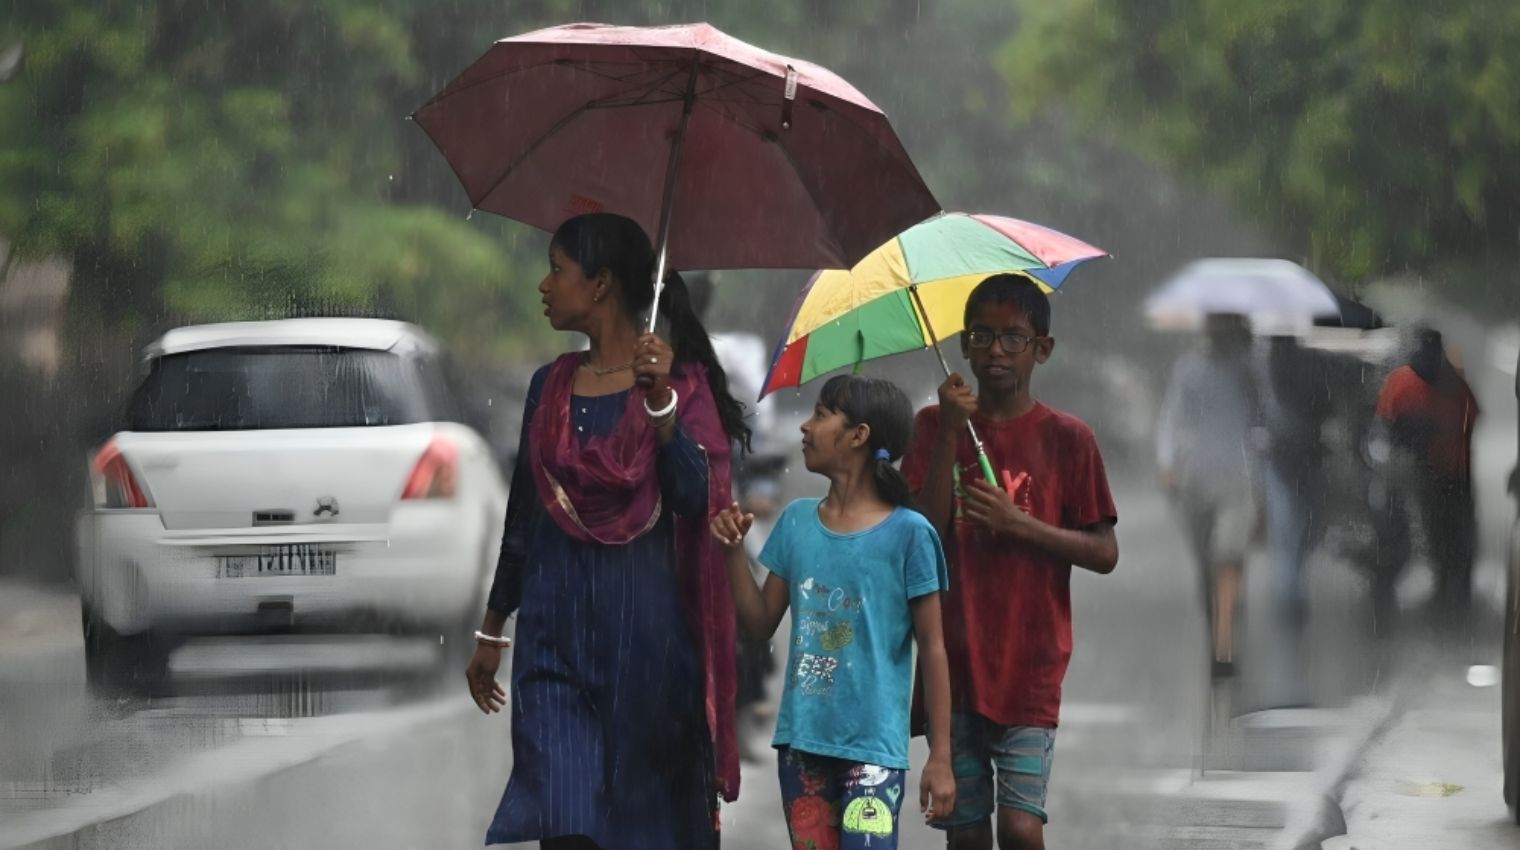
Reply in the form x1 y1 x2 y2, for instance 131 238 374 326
904 274 1119 850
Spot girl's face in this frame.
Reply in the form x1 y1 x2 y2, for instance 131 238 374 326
538 244 604 332
800 401 867 473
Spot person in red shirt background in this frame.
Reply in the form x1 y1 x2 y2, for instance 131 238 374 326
1374 326 1479 623
904 274 1119 850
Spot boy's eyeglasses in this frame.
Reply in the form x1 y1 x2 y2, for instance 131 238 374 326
965 330 1041 353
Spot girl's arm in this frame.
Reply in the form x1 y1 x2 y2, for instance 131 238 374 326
912 592 957 821
712 503 790 640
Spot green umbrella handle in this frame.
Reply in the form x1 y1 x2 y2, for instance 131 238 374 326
975 446 998 487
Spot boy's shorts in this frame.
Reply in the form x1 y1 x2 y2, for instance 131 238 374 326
1181 491 1256 570
933 713 1057 828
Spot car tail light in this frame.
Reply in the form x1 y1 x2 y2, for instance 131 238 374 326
92 439 153 509
402 436 459 500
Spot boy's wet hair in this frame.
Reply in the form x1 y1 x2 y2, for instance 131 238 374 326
817 375 917 510
963 274 1052 337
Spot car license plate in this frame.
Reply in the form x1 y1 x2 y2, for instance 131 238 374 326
218 545 337 578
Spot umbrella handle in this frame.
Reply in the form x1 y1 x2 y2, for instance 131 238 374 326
908 284 1001 486
974 443 998 487
645 58 701 337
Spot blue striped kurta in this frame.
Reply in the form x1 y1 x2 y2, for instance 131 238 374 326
485 365 718 849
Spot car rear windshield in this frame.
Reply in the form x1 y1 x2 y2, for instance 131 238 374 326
126 346 438 431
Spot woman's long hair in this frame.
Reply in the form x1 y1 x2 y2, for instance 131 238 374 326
816 375 916 509
551 213 752 452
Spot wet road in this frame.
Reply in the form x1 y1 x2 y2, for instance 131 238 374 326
1 411 1514 849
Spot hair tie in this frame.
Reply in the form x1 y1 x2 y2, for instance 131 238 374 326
874 448 891 462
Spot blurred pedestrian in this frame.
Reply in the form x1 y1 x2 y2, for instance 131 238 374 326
464 213 750 850
1257 334 1356 704
1156 313 1260 679
1374 326 1479 623
714 374 957 850
904 275 1119 850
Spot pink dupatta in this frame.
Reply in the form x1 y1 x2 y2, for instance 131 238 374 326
529 353 740 802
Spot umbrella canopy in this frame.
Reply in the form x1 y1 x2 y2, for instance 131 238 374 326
761 213 1107 397
1145 258 1341 332
412 22 940 272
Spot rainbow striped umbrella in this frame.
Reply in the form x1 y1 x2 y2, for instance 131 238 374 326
761 212 1106 482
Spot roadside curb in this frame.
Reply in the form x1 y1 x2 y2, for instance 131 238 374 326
1277 690 1406 849
1321 664 1513 849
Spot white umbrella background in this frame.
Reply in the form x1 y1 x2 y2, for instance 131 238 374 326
1146 258 1342 333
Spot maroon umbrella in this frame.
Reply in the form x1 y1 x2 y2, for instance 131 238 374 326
412 22 939 324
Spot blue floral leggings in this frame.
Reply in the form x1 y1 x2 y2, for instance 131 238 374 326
777 747 907 850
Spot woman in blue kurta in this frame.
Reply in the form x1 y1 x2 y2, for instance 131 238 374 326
465 213 750 850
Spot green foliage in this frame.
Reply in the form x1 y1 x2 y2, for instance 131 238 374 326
0 1 576 361
1004 0 1520 287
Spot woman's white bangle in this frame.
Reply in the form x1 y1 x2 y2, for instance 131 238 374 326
644 387 678 420
474 630 512 648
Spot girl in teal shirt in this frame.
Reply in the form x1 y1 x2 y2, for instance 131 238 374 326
712 375 956 849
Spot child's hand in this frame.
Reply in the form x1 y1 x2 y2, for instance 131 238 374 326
937 373 978 432
710 502 755 549
920 756 957 823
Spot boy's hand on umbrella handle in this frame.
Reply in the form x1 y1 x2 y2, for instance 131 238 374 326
921 757 957 823
633 332 674 392
937 373 977 431
710 502 754 549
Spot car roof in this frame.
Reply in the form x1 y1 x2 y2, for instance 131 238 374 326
145 318 439 359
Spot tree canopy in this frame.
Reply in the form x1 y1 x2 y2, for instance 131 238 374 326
0 1 573 361
1004 0 1520 292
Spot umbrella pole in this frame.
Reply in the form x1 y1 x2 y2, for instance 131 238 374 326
908 285 999 486
646 59 701 335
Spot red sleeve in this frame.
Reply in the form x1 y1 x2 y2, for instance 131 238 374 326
1062 421 1118 529
902 406 941 494
1463 380 1481 437
1376 368 1417 420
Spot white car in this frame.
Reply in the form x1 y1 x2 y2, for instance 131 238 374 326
75 318 508 693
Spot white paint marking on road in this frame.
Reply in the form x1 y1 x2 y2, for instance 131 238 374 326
0 694 476 850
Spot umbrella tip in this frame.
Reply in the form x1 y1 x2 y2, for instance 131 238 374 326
466 208 477 221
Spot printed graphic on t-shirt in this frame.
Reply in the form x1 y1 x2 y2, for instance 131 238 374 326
951 462 1034 520
790 576 863 696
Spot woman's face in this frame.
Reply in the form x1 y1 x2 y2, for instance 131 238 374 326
799 402 865 474
539 244 601 331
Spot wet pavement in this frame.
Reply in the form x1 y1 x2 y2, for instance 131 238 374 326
1 410 1515 850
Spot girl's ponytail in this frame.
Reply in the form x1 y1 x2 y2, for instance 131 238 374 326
871 449 917 510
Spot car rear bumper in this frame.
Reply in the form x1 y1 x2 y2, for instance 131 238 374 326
76 503 492 636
